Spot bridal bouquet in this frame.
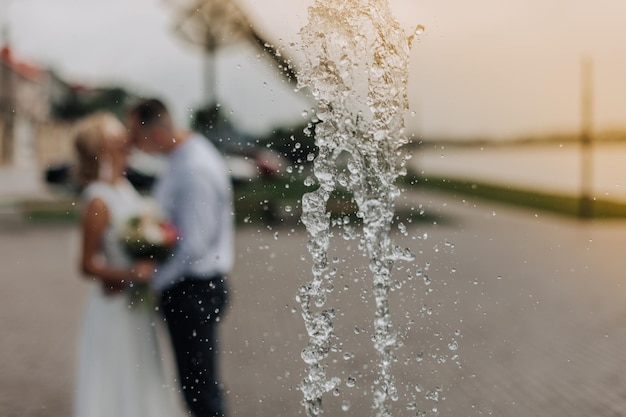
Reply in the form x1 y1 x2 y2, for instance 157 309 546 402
119 211 178 262
117 208 177 309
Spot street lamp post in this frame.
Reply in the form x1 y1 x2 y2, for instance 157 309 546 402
202 34 217 106
165 0 298 108
579 56 593 219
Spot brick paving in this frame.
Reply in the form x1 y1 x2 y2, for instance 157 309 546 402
2 188 626 416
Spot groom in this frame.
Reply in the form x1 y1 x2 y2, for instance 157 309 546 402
127 98 234 417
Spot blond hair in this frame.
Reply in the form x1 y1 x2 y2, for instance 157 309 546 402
73 112 125 187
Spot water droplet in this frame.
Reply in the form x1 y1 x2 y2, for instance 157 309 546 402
425 389 440 402
314 294 326 307
341 400 351 411
296 1 416 413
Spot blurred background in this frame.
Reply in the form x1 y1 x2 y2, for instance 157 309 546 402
3 1 626 416
1 0 626 206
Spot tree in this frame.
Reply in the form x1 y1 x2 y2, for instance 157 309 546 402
52 86 135 121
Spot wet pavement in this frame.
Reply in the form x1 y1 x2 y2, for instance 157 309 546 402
2 187 626 416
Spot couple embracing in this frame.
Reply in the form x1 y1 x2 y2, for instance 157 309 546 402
73 99 234 417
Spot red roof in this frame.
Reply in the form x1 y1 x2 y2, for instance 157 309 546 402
1 45 44 82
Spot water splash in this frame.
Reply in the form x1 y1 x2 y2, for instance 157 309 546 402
296 1 416 415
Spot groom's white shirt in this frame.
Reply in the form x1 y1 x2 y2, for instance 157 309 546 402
151 133 234 292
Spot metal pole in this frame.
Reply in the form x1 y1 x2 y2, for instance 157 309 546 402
579 56 593 218
203 34 216 107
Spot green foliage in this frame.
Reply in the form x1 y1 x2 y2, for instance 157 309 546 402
257 122 318 166
419 176 626 219
190 104 221 137
232 173 439 227
52 86 134 121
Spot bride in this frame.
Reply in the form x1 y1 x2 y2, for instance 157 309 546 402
72 112 176 417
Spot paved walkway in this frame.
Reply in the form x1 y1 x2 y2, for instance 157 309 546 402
3 187 626 416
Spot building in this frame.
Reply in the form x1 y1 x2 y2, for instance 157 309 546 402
0 45 126 170
0 44 54 167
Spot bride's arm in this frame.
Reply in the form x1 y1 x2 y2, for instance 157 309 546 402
80 197 153 293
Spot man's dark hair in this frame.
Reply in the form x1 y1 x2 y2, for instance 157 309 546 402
128 98 169 127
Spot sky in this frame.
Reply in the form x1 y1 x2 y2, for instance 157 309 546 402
3 0 626 140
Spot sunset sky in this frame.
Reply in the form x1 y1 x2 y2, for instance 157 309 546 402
3 0 626 140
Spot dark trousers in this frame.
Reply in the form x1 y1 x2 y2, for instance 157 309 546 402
160 277 228 417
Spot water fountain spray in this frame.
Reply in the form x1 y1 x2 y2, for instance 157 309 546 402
296 1 418 415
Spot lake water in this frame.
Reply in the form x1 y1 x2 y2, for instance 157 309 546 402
412 141 626 202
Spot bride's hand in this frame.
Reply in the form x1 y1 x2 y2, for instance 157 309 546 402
130 260 156 283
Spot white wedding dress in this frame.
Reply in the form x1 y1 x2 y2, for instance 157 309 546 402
74 179 177 417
